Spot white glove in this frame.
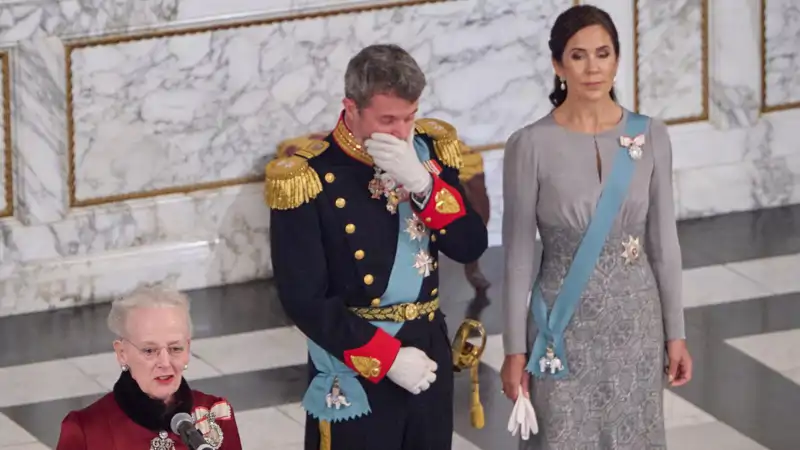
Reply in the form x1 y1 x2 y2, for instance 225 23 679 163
364 132 433 194
386 347 437 395
507 385 539 440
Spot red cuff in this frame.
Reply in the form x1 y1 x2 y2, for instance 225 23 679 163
343 328 401 383
416 174 466 230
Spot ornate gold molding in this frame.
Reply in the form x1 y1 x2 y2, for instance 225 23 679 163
760 0 800 113
64 0 453 208
632 0 709 125
0 52 12 218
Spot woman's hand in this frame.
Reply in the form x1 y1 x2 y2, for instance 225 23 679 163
501 354 529 401
666 339 692 387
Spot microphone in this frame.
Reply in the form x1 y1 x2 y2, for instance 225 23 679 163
170 412 214 450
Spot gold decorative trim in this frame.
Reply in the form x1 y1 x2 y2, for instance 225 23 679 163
64 0 453 208
0 52 12 218
760 0 800 113
332 114 372 166
632 0 709 125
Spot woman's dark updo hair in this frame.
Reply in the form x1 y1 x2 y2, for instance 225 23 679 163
548 5 620 107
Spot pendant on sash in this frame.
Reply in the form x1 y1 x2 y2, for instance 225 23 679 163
538 345 564 375
150 431 175 450
413 249 435 277
325 376 352 410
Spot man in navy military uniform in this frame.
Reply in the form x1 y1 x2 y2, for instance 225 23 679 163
266 43 488 450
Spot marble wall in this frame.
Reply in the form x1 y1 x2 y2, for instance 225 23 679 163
0 0 797 315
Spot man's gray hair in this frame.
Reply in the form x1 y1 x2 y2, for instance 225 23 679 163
344 44 426 109
107 286 193 338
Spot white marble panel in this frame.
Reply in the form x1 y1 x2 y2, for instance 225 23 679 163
0 1 179 43
177 0 433 22
707 0 760 129
0 183 271 315
0 0 429 46
763 0 800 109
13 35 68 224
636 0 706 122
68 0 570 202
674 155 800 219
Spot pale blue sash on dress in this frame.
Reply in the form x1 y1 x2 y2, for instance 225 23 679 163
526 112 649 379
303 136 433 421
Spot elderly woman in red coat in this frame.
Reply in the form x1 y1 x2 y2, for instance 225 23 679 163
56 287 243 450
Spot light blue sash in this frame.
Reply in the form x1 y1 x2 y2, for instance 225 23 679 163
526 112 649 379
303 136 433 422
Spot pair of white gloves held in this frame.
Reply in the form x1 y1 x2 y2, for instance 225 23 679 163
386 347 437 395
364 132 433 195
508 386 539 440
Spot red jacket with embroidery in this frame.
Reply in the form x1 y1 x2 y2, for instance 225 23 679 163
56 390 243 450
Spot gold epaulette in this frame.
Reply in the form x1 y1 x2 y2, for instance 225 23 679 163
264 140 329 210
414 118 464 169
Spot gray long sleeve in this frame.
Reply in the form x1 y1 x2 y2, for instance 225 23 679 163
645 120 686 340
501 126 539 355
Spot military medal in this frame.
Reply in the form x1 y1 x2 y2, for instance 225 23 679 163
325 376 352 410
149 431 175 450
413 250 435 277
405 213 427 241
621 235 641 264
368 168 385 199
193 402 232 449
619 134 645 160
368 168 409 214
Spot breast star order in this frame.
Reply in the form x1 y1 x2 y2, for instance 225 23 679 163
621 235 641 265
413 250 435 277
405 214 427 241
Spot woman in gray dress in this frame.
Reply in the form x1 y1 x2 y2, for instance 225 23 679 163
499 5 693 449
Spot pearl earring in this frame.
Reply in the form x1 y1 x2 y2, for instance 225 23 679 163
121 364 129 372
183 364 188 370
560 78 566 90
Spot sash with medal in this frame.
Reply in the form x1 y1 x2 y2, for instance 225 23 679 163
303 135 437 422
526 111 649 379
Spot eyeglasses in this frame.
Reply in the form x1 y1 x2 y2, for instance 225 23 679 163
121 339 188 360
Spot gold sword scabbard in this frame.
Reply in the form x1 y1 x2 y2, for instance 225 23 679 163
451 319 487 429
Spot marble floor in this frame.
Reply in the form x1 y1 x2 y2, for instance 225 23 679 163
1 204 799 450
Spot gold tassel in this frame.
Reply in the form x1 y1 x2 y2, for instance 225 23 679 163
319 420 331 450
470 364 485 429
264 157 323 210
433 138 464 170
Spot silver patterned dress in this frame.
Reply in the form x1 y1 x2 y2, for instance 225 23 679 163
502 108 685 450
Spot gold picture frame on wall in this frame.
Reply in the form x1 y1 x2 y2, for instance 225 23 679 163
63 0 453 208
0 51 13 218
760 0 800 113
